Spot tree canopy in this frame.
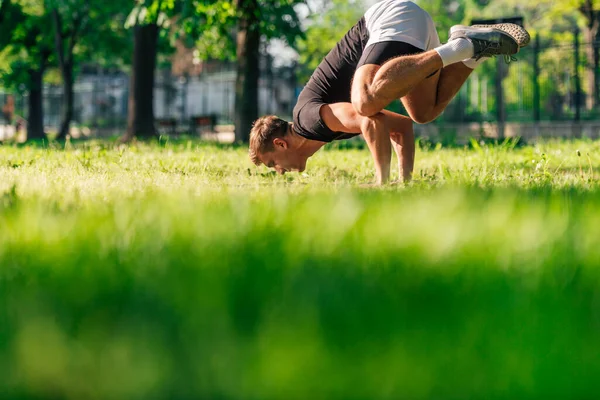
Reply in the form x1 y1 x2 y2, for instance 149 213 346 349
1 0 598 142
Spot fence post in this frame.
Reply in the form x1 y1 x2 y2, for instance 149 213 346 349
574 27 582 129
495 57 506 140
533 34 540 123
595 29 600 108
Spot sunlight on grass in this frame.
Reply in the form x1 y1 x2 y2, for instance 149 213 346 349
1 139 599 399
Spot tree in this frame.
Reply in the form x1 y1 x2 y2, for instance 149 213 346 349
1 0 132 141
47 0 131 140
122 0 227 142
532 0 600 110
234 0 261 143
189 0 304 142
0 0 8 25
296 0 364 84
577 0 600 108
474 0 599 112
232 0 303 142
122 0 185 141
48 0 89 140
0 0 54 140
121 0 303 142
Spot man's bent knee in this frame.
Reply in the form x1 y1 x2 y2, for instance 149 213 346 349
409 108 438 124
351 65 382 117
352 93 382 117
411 114 435 124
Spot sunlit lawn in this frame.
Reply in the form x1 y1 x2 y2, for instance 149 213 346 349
1 138 599 399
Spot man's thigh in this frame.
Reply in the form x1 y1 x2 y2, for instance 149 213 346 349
402 62 474 123
353 40 442 122
351 41 425 108
351 43 442 123
400 69 441 121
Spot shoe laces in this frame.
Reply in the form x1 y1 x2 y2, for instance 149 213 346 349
474 40 518 64
483 54 518 64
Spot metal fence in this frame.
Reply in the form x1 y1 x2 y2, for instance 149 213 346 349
0 61 297 137
0 73 129 137
439 31 600 126
1 32 599 138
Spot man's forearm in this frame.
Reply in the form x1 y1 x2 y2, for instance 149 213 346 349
361 113 391 184
392 129 415 182
402 129 415 181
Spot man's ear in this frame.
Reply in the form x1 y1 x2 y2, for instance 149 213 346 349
273 137 288 149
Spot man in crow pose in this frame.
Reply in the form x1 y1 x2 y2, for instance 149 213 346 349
249 0 530 184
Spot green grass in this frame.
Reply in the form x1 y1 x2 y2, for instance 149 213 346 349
1 138 600 399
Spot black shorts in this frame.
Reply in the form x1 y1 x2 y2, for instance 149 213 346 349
357 41 424 68
357 41 439 78
293 40 436 143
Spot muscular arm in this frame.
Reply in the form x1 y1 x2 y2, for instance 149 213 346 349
362 113 391 184
319 102 415 183
391 128 415 182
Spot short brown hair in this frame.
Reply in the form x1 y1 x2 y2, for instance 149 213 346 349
249 115 289 166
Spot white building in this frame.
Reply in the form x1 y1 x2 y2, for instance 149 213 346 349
2 57 298 137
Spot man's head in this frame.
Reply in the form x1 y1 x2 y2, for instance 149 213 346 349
249 115 309 174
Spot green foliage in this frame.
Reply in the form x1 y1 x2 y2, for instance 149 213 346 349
296 0 363 84
80 3 132 69
0 0 132 91
47 0 133 70
121 0 304 64
1 140 600 398
184 0 237 60
435 0 600 123
125 0 181 27
473 0 583 37
65 0 133 71
0 0 7 23
254 0 304 44
418 0 469 42
0 0 54 91
192 0 305 61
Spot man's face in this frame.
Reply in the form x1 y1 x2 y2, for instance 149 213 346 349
259 138 307 175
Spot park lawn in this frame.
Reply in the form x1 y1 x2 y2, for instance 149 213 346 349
1 138 600 399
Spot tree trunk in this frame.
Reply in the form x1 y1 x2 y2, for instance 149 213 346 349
584 22 599 110
0 0 8 26
56 61 74 139
596 27 600 108
27 67 46 141
579 1 600 110
234 0 260 143
123 24 159 141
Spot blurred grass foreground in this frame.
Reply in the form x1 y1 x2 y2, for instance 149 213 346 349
1 140 600 399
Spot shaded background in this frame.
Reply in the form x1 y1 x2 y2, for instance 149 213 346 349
1 0 599 142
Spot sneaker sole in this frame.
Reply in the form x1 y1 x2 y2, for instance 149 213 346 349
450 23 530 47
